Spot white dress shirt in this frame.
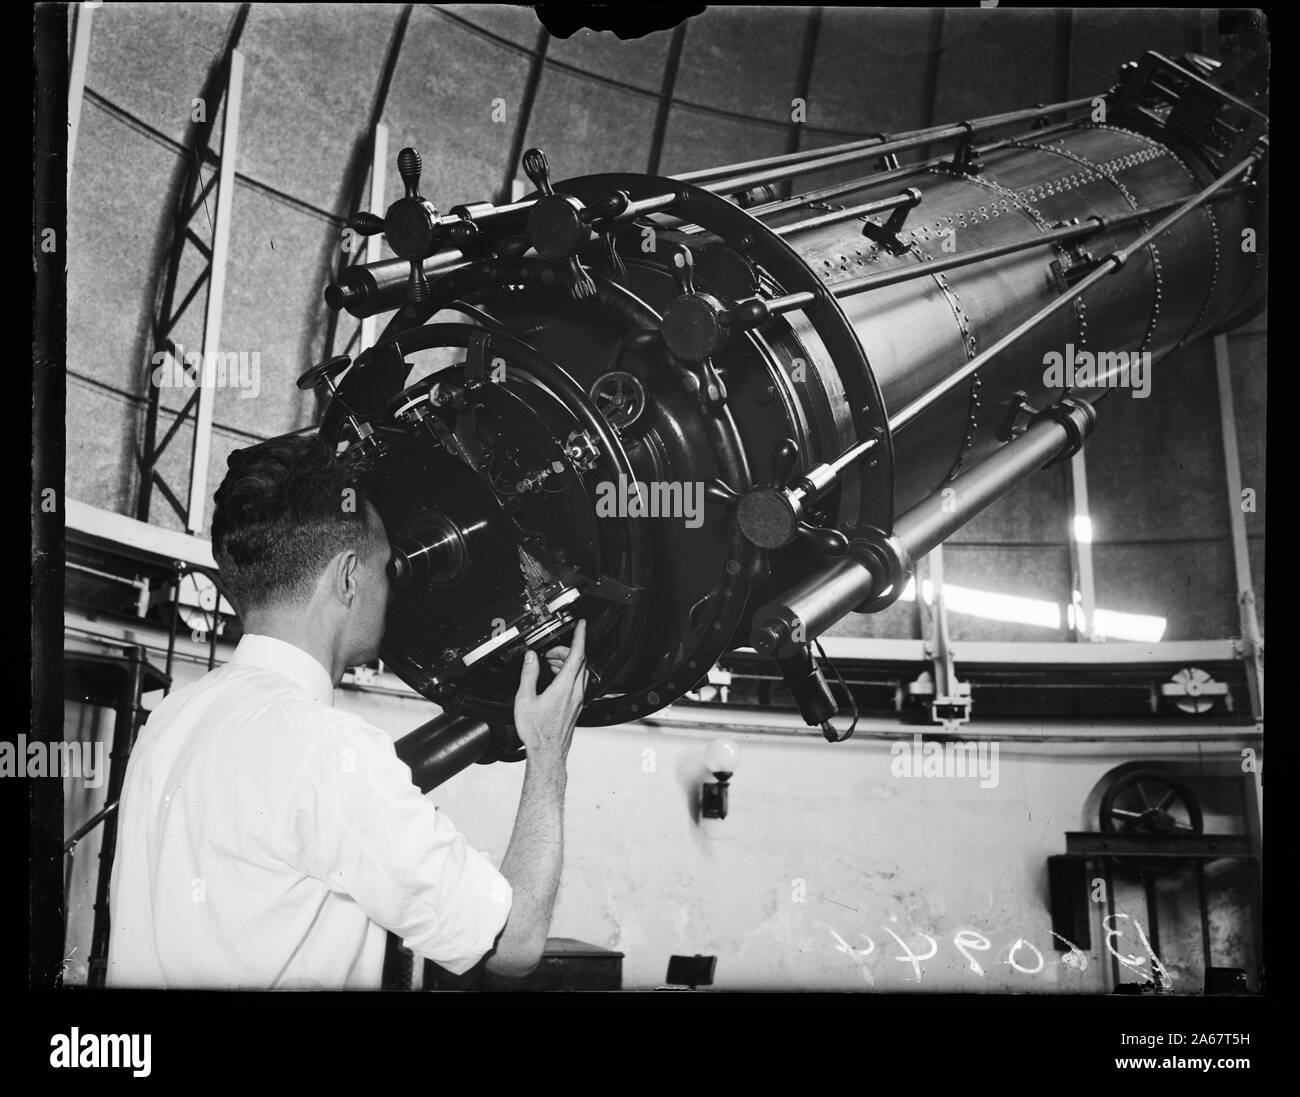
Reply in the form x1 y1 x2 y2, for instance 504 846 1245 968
107 633 512 989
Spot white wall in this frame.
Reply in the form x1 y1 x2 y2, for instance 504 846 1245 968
63 650 1256 992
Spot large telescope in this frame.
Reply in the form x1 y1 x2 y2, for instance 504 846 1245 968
298 52 1267 793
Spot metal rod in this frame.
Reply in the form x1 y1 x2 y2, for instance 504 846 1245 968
359 121 388 354
773 191 919 237
763 290 818 316
326 191 680 318
892 403 1094 562
64 800 120 852
750 405 1092 657
502 22 550 205
1212 332 1263 723
888 148 1264 434
89 650 145 988
1146 51 1269 124
825 436 879 479
647 21 687 175
165 564 181 695
924 544 962 715
616 192 681 220
186 47 245 534
675 126 1076 234
833 186 1247 301
1067 452 1096 641
837 219 1096 298
67 1 95 186
745 117 1083 218
695 97 1095 194
781 7 823 201
676 95 1094 188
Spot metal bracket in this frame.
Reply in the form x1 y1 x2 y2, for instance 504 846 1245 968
918 548 971 729
1050 249 1104 291
1031 397 1097 467
947 121 984 176
860 187 923 255
997 389 1038 442
582 575 648 605
870 131 901 171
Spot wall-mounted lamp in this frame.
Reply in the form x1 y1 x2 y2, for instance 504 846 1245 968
702 738 740 819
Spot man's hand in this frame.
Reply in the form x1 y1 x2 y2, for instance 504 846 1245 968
489 619 587 978
513 619 587 768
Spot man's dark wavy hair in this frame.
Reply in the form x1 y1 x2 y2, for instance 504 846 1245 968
211 435 385 614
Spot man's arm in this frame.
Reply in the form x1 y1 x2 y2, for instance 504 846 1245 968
484 620 587 977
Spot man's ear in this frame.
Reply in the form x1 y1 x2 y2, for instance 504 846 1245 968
332 549 360 608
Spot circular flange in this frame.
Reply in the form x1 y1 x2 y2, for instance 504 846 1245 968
588 370 647 430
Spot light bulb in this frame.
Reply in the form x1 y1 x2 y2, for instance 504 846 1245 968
705 737 740 777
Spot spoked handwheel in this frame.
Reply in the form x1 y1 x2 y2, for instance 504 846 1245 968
1099 767 1203 873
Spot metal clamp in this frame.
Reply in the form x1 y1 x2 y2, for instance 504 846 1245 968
1030 397 1098 467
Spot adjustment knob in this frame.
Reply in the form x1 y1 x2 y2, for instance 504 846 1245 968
296 355 352 392
297 355 378 450
344 146 446 308
771 438 800 489
348 211 386 236
521 147 599 299
384 147 441 259
662 248 725 362
522 147 555 197
523 147 589 260
672 246 697 295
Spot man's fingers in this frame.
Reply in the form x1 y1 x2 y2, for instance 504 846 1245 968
516 649 540 700
558 620 587 681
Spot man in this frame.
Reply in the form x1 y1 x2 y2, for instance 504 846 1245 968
107 435 586 988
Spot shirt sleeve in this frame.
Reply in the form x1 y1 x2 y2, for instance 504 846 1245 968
282 711 513 976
